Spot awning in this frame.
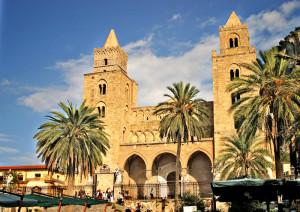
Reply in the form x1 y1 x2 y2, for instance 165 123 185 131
211 178 283 202
24 193 107 207
0 193 37 208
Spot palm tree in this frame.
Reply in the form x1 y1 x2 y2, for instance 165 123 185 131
227 47 300 178
153 81 208 209
215 133 273 180
34 100 110 195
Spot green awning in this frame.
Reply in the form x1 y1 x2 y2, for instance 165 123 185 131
0 193 37 208
24 193 107 207
211 178 283 202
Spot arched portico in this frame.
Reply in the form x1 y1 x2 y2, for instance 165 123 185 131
186 151 213 194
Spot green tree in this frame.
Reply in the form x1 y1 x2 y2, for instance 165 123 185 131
227 47 300 178
215 133 273 180
34 100 110 195
153 81 208 209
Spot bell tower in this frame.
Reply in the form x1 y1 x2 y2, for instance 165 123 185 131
212 12 257 159
83 29 138 172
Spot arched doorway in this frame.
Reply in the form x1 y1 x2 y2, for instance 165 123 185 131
187 151 213 194
124 154 147 199
152 153 181 198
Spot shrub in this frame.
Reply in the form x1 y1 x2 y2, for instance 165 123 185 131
228 201 266 212
179 192 205 212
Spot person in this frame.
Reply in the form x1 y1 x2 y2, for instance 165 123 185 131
98 190 103 200
150 188 154 199
74 191 78 198
117 192 124 205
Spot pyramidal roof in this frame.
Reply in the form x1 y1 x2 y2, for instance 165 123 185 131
225 11 243 26
103 29 120 48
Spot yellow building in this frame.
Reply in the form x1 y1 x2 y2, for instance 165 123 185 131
0 12 259 199
81 11 257 198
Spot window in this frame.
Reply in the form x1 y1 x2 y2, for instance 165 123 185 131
230 38 234 48
230 69 234 81
104 59 108 65
0 176 3 182
103 84 106 95
230 69 240 80
231 93 241 104
99 85 102 95
235 69 239 78
18 175 23 181
98 81 107 95
235 38 239 47
35 173 41 178
102 106 105 117
97 102 106 118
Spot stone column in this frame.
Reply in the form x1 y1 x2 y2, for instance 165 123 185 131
146 169 152 182
181 167 188 194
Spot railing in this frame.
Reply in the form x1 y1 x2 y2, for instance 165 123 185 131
121 182 212 200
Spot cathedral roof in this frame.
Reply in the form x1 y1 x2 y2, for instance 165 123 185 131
103 29 120 48
225 11 243 27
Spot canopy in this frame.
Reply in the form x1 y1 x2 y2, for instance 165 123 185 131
211 178 283 202
24 193 107 207
0 193 37 208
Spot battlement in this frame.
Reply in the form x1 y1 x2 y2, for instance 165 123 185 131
94 46 128 59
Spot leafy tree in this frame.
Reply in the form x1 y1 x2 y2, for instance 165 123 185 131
215 133 273 180
227 47 300 178
34 100 110 195
153 81 208 209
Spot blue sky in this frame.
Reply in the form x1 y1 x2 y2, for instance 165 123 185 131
1 0 300 166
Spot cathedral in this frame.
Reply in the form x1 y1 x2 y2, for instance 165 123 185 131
82 11 257 198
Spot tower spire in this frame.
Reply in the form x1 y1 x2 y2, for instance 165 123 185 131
225 11 243 26
103 29 120 48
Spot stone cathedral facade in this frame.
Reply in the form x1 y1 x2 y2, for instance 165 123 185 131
82 12 257 198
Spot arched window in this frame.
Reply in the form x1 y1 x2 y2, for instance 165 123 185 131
235 38 239 47
230 69 234 81
99 85 102 95
102 106 105 117
235 69 239 78
104 59 108 65
98 80 107 95
230 38 234 48
231 94 235 104
103 84 106 95
97 102 106 118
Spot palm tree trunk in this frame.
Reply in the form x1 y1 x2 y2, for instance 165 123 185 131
66 176 75 212
275 151 283 179
175 139 181 212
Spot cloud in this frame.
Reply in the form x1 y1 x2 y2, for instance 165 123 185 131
126 34 219 106
171 13 182 21
1 79 10 86
0 133 12 142
9 153 43 165
198 17 217 28
0 147 19 153
280 0 300 15
18 55 93 113
246 0 300 50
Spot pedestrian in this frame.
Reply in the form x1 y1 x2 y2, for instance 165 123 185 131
150 188 154 199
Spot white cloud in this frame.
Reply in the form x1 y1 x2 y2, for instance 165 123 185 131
280 0 300 15
9 153 43 165
0 147 19 153
1 79 10 86
126 34 219 106
246 0 300 50
171 13 182 21
0 133 12 142
18 55 93 113
199 17 217 28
